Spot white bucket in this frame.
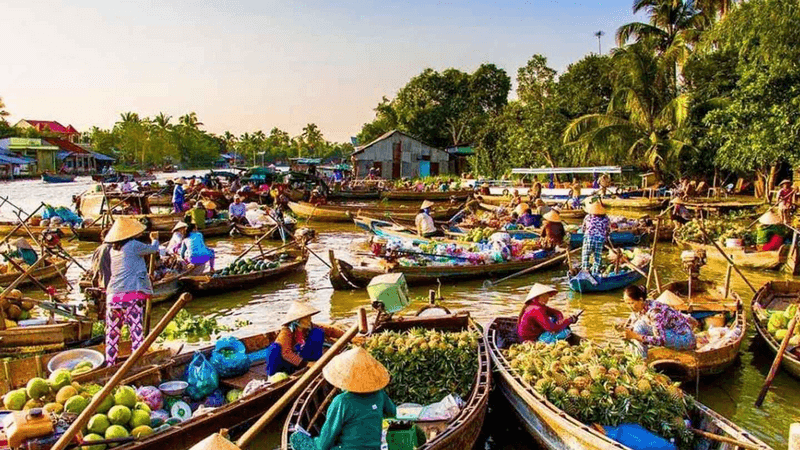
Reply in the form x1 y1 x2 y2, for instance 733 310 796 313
725 238 743 248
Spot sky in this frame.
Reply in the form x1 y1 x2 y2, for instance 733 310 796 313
1 0 642 143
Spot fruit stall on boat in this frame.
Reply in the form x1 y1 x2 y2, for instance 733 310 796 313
752 280 800 379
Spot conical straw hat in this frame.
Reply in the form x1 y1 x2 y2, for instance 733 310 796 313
174 177 186 185
12 238 33 251
420 200 435 210
104 217 146 243
172 221 188 232
322 347 390 393
655 290 685 308
759 210 782 225
780 179 792 186
246 202 259 211
514 203 530 216
283 301 320 325
189 433 240 450
670 197 684 205
203 201 217 210
543 210 561 223
525 283 558 302
584 197 606 215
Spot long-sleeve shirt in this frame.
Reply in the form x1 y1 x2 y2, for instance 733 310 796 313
314 390 397 450
172 185 185 204
186 208 206 229
179 232 213 261
635 300 694 347
516 213 540 228
107 239 159 295
274 324 345 366
166 231 184 255
415 212 435 235
229 202 246 218
540 221 566 248
582 214 610 238
517 302 572 342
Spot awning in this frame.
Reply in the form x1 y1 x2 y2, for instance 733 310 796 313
57 150 73 160
0 154 35 165
511 166 623 175
90 151 116 162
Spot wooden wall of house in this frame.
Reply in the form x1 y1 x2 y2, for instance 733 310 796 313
354 133 449 180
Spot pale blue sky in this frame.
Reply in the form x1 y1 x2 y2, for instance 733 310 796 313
2 0 640 142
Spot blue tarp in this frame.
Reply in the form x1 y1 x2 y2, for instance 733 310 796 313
0 154 35 165
57 150 72 160
90 151 115 161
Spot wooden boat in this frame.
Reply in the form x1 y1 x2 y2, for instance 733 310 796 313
181 247 308 295
0 316 94 350
92 171 157 183
150 269 189 304
0 259 68 289
282 311 490 450
41 173 77 183
381 189 472 201
73 327 346 450
233 222 297 239
675 238 788 270
683 199 763 213
477 203 586 221
751 280 800 378
146 193 173 207
448 224 649 248
645 280 746 380
568 262 649 293
354 215 461 246
329 248 566 289
485 317 772 450
600 196 668 210
289 201 459 223
327 190 381 200
0 221 74 237
0 340 175 396
76 221 231 242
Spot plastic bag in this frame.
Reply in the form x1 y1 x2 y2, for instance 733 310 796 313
41 205 57 220
184 352 219 401
602 423 676 450
210 336 250 378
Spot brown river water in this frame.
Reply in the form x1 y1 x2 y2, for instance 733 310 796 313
0 171 797 449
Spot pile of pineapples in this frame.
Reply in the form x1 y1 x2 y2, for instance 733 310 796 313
506 340 695 448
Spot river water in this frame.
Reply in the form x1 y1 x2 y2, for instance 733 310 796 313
0 171 797 449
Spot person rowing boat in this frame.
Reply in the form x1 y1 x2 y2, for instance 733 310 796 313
580 197 610 274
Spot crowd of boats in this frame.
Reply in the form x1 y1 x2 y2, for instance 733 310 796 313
0 166 797 449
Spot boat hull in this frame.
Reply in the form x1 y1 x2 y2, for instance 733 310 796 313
0 260 68 288
751 281 800 378
289 201 457 223
676 238 786 270
41 174 77 183
0 222 74 237
181 252 307 295
381 190 472 201
568 263 648 293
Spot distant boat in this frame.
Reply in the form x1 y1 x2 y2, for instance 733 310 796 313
42 173 77 183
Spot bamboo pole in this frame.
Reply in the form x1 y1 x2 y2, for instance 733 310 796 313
755 299 800 407
50 293 193 450
698 223 757 293
646 217 661 290
690 428 762 450
0 203 44 246
0 256 49 331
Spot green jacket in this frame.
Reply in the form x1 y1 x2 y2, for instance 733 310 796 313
314 390 396 450
185 208 206 229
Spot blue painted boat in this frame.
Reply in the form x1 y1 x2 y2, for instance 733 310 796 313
448 225 645 248
42 173 77 183
567 262 649 293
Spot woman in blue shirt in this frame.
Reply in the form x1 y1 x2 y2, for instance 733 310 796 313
180 223 215 275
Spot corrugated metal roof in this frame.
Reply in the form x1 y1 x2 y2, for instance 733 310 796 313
351 130 444 156
90 151 115 161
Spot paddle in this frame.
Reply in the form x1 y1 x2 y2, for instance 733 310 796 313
189 307 369 450
755 296 800 407
697 222 757 294
231 225 281 266
604 241 648 279
483 247 579 288
50 292 193 450
646 217 662 290
689 427 763 450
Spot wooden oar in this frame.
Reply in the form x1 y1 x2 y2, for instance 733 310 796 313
0 203 44 246
189 307 368 450
231 226 281 265
690 427 763 450
697 223 757 293
646 217 661 290
604 242 649 279
483 248 579 287
755 297 800 407
50 293 193 450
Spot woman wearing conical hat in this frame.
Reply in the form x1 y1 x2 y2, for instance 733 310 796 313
172 177 186 214
775 179 795 224
669 197 692 227
517 283 579 343
415 200 441 237
290 347 396 450
5 237 37 266
264 302 345 376
539 210 565 250
105 218 160 366
622 286 696 352
756 210 789 251
581 197 609 274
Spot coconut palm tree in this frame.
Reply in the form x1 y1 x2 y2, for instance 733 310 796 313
153 112 172 130
118 112 140 124
179 112 202 130
563 44 691 179
0 97 9 123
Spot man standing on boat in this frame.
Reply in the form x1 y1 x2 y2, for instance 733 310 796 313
172 177 186 213
776 179 796 224
416 200 441 237
581 197 610 274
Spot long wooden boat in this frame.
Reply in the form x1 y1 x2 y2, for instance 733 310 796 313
646 280 745 380
0 316 94 350
0 221 74 237
289 201 458 223
41 173 77 183
485 317 772 450
477 203 586 221
751 280 800 378
181 248 308 295
75 222 232 242
354 215 461 246
0 340 175 396
327 190 381 200
683 199 763 213
381 189 472 201
0 259 68 289
675 237 788 270
282 312 490 450
451 224 648 248
146 193 173 207
567 262 648 293
600 196 668 210
69 326 345 450
329 249 566 289
233 221 297 239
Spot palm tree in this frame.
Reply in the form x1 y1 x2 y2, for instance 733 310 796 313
153 112 172 130
563 44 691 179
0 97 9 123
301 123 323 156
179 112 203 130
119 112 140 124
252 130 266 165
222 131 237 154
696 0 733 19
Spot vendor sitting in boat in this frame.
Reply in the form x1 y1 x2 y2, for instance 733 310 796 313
756 210 789 251
517 284 578 343
309 187 327 206
203 200 218 220
180 223 215 275
669 197 692 226
264 302 345 376
290 347 396 450
185 200 206 229
515 205 539 228
415 200 442 237
228 196 248 225
622 286 697 351
539 210 566 250
165 221 187 255
3 238 38 267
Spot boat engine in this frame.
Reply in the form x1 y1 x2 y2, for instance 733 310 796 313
680 249 707 279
